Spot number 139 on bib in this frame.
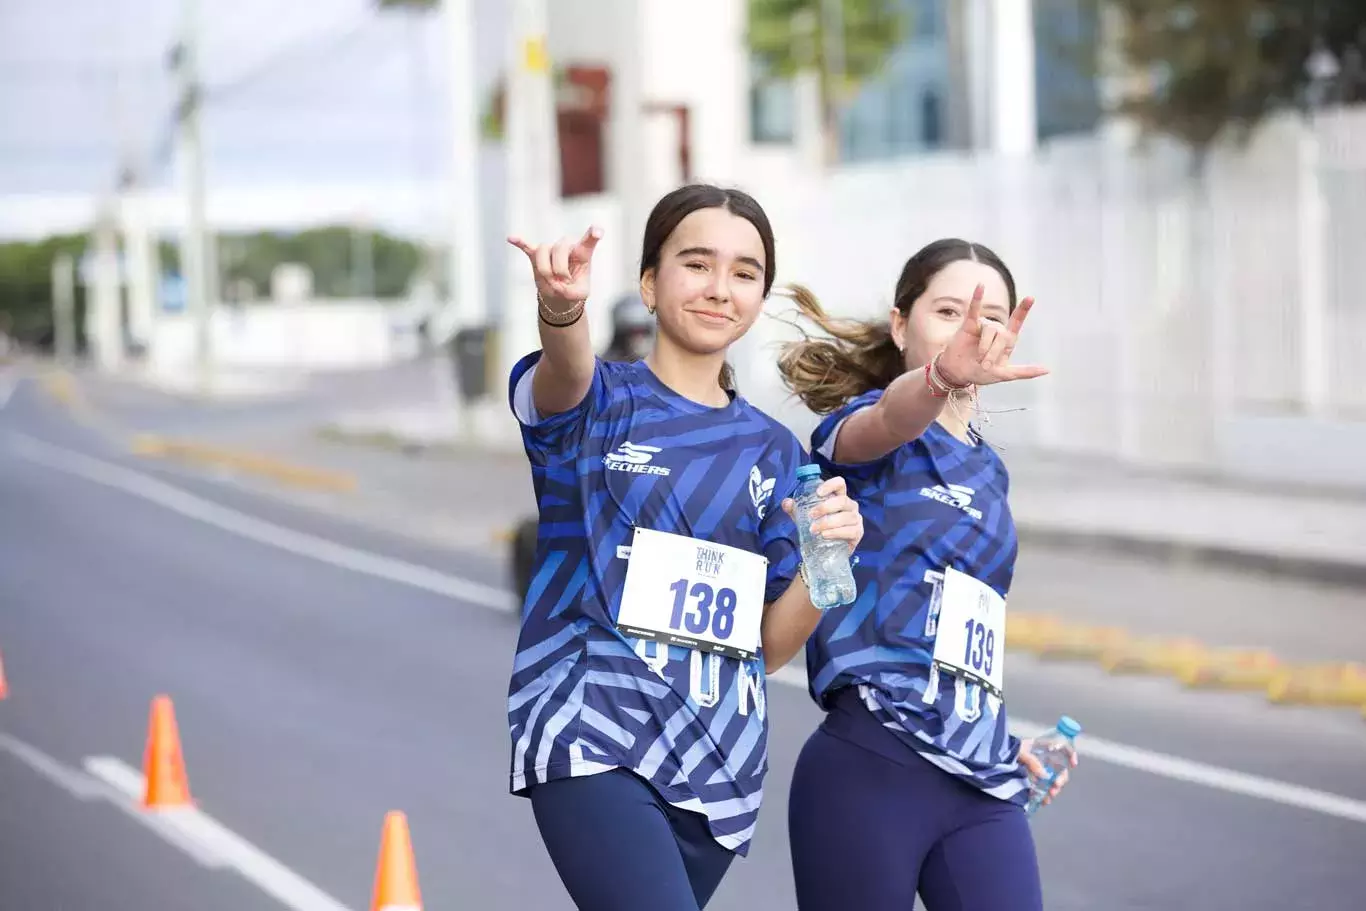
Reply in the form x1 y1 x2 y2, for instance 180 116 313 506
929 566 1006 698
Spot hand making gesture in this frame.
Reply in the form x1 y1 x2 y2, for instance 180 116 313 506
935 284 1047 389
507 225 603 312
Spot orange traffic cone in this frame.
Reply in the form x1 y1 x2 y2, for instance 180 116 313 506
0 648 9 701
372 811 422 911
142 694 193 809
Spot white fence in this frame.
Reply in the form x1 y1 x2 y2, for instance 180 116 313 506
715 105 1366 488
146 299 426 376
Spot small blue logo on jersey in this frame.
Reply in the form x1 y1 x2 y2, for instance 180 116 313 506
749 466 776 518
605 442 671 477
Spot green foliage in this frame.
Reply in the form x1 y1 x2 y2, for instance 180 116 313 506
747 0 905 91
0 234 88 346
217 227 424 300
1095 0 1366 157
747 0 905 160
0 227 426 347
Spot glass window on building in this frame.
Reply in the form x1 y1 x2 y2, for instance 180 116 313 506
1034 0 1102 140
750 78 796 144
833 0 950 163
921 87 942 147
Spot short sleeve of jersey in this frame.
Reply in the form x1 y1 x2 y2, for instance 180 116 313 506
758 428 806 604
507 351 614 462
810 388 893 482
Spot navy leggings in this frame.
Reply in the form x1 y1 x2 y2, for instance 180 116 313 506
530 769 735 910
789 700 1043 911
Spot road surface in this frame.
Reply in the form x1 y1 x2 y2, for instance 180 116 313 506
2 374 1365 910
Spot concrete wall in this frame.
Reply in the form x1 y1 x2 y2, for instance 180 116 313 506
145 300 423 375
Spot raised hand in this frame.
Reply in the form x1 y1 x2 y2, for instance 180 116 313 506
507 225 603 306
935 284 1048 389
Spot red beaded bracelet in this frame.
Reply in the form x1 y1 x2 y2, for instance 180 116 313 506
925 352 970 398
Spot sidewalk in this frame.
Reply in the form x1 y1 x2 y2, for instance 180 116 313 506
61 378 1366 677
49 363 1363 700
316 405 1366 588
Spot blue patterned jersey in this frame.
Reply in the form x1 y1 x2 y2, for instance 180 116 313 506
807 389 1028 804
506 352 805 854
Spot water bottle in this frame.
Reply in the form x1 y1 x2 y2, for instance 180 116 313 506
1024 715 1082 816
793 464 857 610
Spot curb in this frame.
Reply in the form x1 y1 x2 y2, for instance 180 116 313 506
36 367 109 430
1016 524 1366 591
1001 611 1366 717
38 370 83 410
330 428 1366 590
131 434 359 494
495 527 1366 719
1266 663 1366 707
315 425 451 456
1175 649 1283 691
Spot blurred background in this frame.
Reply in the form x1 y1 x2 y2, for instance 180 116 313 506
4 0 1366 482
2 3 1366 910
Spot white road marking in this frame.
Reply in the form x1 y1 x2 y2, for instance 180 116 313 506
86 755 355 911
11 432 1366 828
0 733 222 866
0 731 103 799
7 431 514 612
768 668 1366 823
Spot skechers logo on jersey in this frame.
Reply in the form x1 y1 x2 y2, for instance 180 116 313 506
604 442 671 476
920 483 983 520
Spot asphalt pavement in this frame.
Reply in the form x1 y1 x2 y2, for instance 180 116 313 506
3 371 1366 910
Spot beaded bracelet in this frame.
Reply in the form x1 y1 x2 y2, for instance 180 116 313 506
537 292 585 328
924 351 971 398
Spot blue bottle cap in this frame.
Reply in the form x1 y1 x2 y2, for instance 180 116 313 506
1056 715 1082 738
796 464 823 479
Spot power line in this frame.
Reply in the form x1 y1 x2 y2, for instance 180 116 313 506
202 17 381 102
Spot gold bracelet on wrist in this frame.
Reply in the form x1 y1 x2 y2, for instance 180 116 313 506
537 292 585 328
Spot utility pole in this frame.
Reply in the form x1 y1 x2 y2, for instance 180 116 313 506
818 0 847 166
608 0 646 289
120 177 158 359
112 15 157 361
501 0 561 381
51 253 77 364
351 216 375 299
440 0 487 338
171 0 212 392
87 207 125 372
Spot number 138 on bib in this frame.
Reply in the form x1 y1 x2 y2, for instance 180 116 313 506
616 527 768 660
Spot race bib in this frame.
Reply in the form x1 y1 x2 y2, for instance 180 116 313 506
615 527 768 660
930 566 1006 698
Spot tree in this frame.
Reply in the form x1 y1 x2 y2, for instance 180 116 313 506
1092 0 1366 164
746 0 905 164
216 227 424 300
0 234 88 348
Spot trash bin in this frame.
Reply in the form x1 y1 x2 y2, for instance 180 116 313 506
449 325 490 402
511 516 539 605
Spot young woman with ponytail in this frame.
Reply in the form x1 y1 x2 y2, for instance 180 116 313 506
778 239 1077 911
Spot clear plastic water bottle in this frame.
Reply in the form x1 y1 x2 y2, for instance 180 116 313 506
793 464 857 610
1024 715 1081 816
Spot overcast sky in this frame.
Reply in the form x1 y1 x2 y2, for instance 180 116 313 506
0 0 508 197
